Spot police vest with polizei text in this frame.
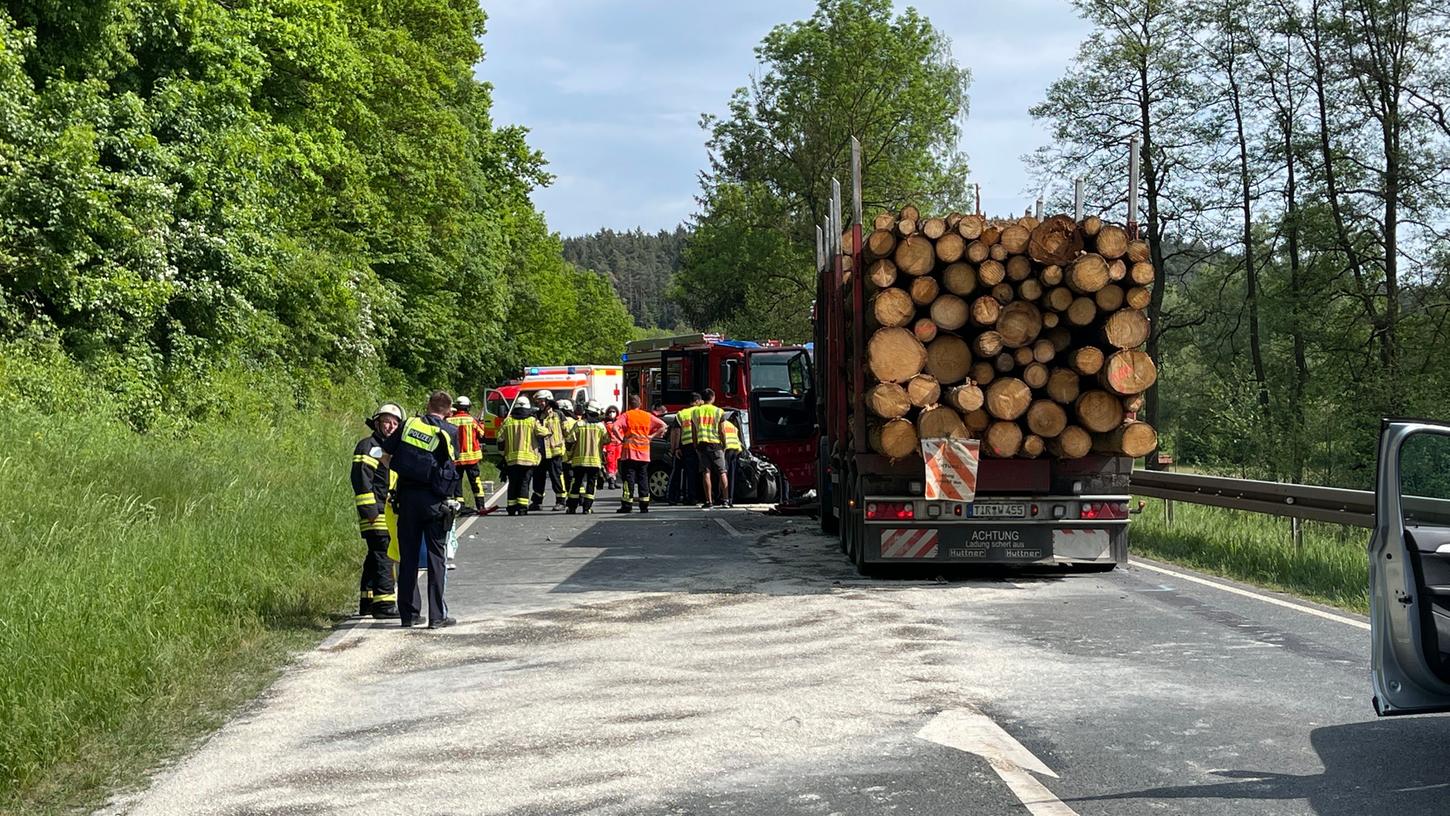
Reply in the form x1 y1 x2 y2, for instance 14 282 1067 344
393 416 458 496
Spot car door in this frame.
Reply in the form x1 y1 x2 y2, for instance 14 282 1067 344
1370 419 1450 715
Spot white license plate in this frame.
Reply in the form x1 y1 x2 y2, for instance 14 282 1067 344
970 502 1026 519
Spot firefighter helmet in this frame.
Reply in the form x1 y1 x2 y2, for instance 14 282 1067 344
454 395 471 410
556 399 574 414
533 389 554 402
513 396 533 412
585 400 603 417
373 403 404 423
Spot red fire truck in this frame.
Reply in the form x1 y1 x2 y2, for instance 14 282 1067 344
622 333 817 495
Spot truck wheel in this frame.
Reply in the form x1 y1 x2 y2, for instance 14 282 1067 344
756 471 780 504
846 469 874 576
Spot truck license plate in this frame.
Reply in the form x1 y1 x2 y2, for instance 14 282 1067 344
970 502 1026 519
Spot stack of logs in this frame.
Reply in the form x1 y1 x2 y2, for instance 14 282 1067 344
859 206 1159 460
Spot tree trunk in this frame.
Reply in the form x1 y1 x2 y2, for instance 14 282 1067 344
894 234 935 276
870 418 918 458
866 383 911 418
1047 426 1091 459
1026 399 1068 438
997 301 1043 348
867 327 928 383
1067 253 1110 294
906 374 942 408
986 377 1032 420
1103 309 1150 349
1093 421 1158 458
1046 368 1081 404
917 404 966 439
1100 349 1158 396
872 287 915 328
948 383 985 413
910 276 940 306
869 259 898 289
1068 347 1105 376
925 334 972 384
1075 390 1124 433
943 262 976 295
930 294 969 331
983 421 1024 457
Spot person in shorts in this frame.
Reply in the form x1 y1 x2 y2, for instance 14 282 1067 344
691 388 729 509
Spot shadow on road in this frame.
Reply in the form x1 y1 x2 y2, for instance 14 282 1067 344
1067 716 1450 815
540 512 1072 597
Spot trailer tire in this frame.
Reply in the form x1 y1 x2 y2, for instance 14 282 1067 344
847 468 875 576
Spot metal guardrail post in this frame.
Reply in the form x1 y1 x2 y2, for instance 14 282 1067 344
1291 516 1303 550
1165 498 1174 526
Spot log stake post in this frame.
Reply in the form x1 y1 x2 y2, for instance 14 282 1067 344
1074 178 1084 221
975 183 982 216
816 225 825 273
1127 136 1140 240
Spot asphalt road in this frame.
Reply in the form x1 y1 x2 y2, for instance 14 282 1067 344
101 489 1450 815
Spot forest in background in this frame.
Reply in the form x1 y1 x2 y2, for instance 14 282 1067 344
563 227 689 332
0 0 633 429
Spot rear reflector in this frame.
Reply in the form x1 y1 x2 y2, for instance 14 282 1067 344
866 501 914 521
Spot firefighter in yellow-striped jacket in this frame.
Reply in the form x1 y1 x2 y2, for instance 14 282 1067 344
565 400 608 514
350 404 403 618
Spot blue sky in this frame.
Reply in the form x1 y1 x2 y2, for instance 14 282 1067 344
479 1 1091 238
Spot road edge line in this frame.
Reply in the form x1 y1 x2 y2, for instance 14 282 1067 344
1129 558 1370 631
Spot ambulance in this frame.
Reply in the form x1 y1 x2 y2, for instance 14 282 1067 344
480 366 624 446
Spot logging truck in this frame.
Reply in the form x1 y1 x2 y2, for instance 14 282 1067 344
814 140 1154 573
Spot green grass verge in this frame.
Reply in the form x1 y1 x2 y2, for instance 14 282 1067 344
1131 497 1370 614
0 394 367 814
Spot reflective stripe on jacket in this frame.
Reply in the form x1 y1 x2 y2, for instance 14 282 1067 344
677 406 697 445
501 416 543 466
723 420 742 453
446 411 484 465
541 413 566 459
618 409 658 461
693 405 724 446
568 420 607 468
351 433 391 532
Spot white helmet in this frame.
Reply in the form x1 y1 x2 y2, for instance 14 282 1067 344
514 395 533 412
556 399 574 414
534 389 554 402
454 395 471 410
373 403 404 423
584 400 603 417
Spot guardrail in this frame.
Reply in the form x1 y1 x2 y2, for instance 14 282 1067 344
1129 469 1450 545
1129 470 1374 528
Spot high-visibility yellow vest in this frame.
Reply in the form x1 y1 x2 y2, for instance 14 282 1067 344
568 420 607 468
694 405 724 445
392 416 454 486
501 416 543 466
723 420 742 452
677 406 697 445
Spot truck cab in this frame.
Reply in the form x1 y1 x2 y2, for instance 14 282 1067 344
622 333 817 495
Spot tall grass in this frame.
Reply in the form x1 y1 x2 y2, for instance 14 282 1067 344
0 348 384 813
1131 497 1370 613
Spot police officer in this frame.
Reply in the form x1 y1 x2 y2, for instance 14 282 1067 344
564 400 608 514
499 396 546 515
446 396 487 513
351 404 403 618
380 391 460 629
530 393 568 511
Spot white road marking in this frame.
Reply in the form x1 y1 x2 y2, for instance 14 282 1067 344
714 517 746 538
1129 558 1370 631
484 483 507 509
918 709 1079 816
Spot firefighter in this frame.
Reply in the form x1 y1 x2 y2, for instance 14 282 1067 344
499 396 547 516
530 392 567 511
613 394 667 513
351 403 403 618
447 395 487 513
691 388 728 509
565 401 608 514
557 398 578 508
379 391 460 629
722 411 744 509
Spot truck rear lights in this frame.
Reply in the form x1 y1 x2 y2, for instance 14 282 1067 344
1080 502 1130 520
866 501 914 520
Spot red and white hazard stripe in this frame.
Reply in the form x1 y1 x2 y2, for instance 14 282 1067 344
880 528 940 559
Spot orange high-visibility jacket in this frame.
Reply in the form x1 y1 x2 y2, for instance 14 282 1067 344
446 410 484 465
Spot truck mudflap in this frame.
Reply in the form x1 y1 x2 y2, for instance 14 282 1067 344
865 522 1128 564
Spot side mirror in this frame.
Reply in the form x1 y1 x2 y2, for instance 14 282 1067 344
723 360 740 396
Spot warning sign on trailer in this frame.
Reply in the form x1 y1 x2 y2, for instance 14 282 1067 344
922 437 980 503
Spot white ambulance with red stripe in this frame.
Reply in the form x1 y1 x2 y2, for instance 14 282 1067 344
480 366 624 447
